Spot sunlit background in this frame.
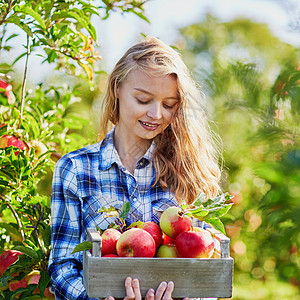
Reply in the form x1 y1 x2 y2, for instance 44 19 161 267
1 1 299 299
98 0 299 70
4 0 300 82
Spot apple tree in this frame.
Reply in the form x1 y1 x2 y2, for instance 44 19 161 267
179 15 300 297
0 1 149 299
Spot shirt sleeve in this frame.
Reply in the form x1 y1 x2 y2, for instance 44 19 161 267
48 156 99 300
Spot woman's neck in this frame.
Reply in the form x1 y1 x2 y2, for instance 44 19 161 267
113 126 151 174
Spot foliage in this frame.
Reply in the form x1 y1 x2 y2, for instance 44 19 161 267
185 192 233 234
71 201 132 254
0 1 149 299
179 14 300 299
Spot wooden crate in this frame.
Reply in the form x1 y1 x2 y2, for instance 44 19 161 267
83 227 233 299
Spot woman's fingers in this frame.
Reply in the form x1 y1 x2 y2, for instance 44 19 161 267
124 277 142 300
124 277 135 300
154 281 174 300
145 288 155 300
154 281 167 300
161 281 174 300
132 278 142 300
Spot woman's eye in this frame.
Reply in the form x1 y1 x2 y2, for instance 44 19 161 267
163 104 174 109
136 98 149 104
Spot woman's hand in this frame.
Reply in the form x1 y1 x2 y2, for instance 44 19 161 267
105 277 187 300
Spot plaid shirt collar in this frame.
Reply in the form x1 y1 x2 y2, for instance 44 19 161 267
98 126 157 172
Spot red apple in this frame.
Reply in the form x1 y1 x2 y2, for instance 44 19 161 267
0 135 26 154
159 206 192 239
129 221 163 249
44 286 55 298
175 229 214 258
156 244 179 258
0 250 22 276
0 79 14 104
101 228 121 256
28 271 40 285
8 277 28 291
140 222 163 249
9 270 40 294
162 233 176 245
102 254 119 257
116 228 156 257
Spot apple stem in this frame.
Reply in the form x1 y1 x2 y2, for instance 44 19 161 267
19 34 31 128
1 195 25 241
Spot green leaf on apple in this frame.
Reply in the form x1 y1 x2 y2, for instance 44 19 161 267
188 192 234 234
192 192 207 206
98 205 119 218
71 241 93 254
127 221 144 229
119 201 131 219
204 218 226 235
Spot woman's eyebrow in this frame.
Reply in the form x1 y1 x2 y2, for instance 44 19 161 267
134 88 179 100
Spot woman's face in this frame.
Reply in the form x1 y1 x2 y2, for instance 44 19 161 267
116 69 179 144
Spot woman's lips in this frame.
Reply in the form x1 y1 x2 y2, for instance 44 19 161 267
139 120 160 131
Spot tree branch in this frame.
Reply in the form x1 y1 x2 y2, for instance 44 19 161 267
0 0 12 26
0 194 25 241
19 34 31 125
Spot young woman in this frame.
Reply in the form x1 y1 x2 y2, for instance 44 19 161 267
48 36 222 300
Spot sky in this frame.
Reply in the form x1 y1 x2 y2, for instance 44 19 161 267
3 0 300 83
97 0 300 72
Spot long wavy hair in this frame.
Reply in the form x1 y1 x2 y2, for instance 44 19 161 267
99 36 222 205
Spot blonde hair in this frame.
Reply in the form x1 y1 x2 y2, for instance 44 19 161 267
99 36 222 204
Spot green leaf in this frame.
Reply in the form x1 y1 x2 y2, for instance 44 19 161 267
78 62 93 81
192 192 206 206
1 275 13 288
119 201 131 219
206 193 229 208
189 206 204 214
19 6 46 30
189 208 210 219
13 246 39 260
98 205 119 218
51 11 96 40
127 221 144 229
208 203 233 218
37 270 50 297
0 179 10 187
21 296 41 300
7 15 33 37
205 218 226 234
131 10 150 23
5 33 19 42
71 241 92 254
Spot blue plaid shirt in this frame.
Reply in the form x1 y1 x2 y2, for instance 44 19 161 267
48 127 178 299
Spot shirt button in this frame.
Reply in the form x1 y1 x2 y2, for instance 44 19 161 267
132 197 137 201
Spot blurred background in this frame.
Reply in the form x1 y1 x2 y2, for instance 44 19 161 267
1 0 299 299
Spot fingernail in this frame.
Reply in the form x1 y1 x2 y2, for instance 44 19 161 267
132 278 139 287
126 277 132 281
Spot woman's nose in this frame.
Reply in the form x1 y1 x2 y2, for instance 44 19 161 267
146 102 162 120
